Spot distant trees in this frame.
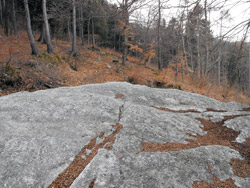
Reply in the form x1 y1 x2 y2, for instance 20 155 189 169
115 0 150 66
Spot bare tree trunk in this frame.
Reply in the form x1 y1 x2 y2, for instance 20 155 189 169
3 0 8 36
218 17 223 87
71 0 77 56
248 43 250 97
121 0 129 66
157 0 162 71
87 17 90 46
11 0 17 35
197 16 201 79
38 23 46 44
175 47 179 81
118 32 121 53
91 14 95 48
204 0 209 76
181 13 188 75
42 0 54 54
67 17 71 41
122 26 128 66
186 23 194 72
0 0 2 26
80 6 84 46
24 0 39 56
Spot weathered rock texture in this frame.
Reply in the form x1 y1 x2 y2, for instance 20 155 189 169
0 82 249 188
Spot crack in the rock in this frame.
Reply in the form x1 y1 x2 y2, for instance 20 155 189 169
118 103 125 123
152 106 200 113
206 108 227 112
152 105 249 114
47 123 123 188
240 107 250 112
88 178 96 188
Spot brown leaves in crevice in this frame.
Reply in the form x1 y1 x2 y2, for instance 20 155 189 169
193 176 239 188
48 123 123 188
193 164 240 187
152 106 229 113
151 106 200 113
88 178 96 188
141 113 250 179
230 159 250 178
206 108 227 112
141 115 249 153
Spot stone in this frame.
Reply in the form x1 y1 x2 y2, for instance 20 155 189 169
0 82 249 188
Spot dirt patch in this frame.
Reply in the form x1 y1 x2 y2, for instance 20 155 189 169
193 176 239 188
152 106 200 113
48 123 123 188
88 178 96 188
115 93 124 99
230 158 250 178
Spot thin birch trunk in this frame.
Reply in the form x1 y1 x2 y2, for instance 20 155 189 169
218 17 223 87
24 0 39 56
38 23 46 44
181 14 188 75
122 0 129 66
88 17 90 46
80 6 84 46
175 46 179 81
12 0 17 35
204 0 209 76
197 16 201 79
248 43 250 97
3 0 8 36
67 17 71 41
71 0 77 56
42 0 54 54
157 0 162 71
91 14 95 48
0 0 2 26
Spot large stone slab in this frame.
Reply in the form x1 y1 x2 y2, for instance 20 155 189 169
0 82 249 188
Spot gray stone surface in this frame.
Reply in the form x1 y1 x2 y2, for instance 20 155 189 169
0 82 249 188
225 116 250 143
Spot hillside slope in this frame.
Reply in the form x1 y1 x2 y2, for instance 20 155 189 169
0 31 249 105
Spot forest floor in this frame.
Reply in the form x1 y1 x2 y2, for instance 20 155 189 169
0 30 249 105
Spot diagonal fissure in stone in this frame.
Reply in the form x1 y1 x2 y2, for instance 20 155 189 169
47 123 123 188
